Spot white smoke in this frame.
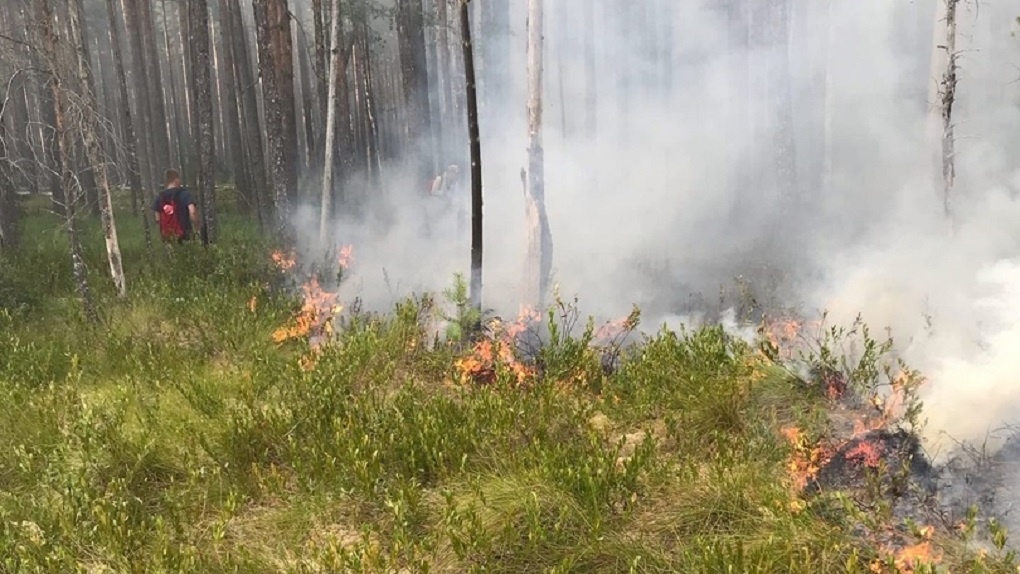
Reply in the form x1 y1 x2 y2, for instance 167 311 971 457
286 0 1020 456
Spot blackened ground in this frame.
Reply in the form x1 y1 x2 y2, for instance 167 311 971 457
936 430 1020 543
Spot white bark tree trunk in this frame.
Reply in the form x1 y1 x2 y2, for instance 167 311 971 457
523 0 552 310
319 0 342 248
69 0 127 297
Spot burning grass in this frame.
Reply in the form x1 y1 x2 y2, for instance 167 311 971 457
3 216 1020 573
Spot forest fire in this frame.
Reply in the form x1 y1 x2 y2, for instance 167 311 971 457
271 249 297 272
269 245 353 348
454 307 539 386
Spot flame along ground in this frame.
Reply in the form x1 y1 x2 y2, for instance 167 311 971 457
770 318 942 573
260 263 946 570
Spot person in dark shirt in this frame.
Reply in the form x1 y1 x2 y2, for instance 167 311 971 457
152 168 200 243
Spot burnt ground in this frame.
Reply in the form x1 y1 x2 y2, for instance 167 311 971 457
937 430 1020 542
793 365 1020 564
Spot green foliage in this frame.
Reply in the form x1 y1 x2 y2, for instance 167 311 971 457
0 210 1016 573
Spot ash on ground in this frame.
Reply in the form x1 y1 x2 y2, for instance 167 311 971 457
936 430 1020 540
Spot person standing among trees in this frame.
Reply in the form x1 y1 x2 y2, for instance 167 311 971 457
152 168 201 243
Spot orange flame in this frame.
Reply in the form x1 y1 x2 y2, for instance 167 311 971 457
272 277 342 344
454 308 539 386
271 249 296 272
845 440 884 468
338 244 354 269
781 425 832 491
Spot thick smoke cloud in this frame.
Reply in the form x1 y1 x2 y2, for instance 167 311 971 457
292 0 1020 457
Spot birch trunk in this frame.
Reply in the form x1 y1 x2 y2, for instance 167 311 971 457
523 0 552 310
938 0 958 221
37 0 98 322
319 0 342 248
70 0 127 297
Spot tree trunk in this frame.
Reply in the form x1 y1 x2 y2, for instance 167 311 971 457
217 0 249 211
319 0 342 248
161 0 184 173
397 0 434 181
269 0 299 199
107 0 150 247
460 0 483 317
523 0 552 310
227 0 268 222
36 0 98 322
937 0 958 223
253 0 292 233
140 0 171 174
123 0 159 198
189 0 216 243
69 0 127 297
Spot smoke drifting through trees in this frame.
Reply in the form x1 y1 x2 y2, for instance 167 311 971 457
1 0 1020 478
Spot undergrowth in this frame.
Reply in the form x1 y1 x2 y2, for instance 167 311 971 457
0 203 1014 573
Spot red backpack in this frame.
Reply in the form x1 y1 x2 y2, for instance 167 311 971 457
157 190 185 241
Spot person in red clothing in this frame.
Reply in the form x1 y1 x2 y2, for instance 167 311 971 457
152 169 200 243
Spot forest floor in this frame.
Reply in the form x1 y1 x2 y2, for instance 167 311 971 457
0 192 1017 573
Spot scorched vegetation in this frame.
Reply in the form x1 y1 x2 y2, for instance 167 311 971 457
1 193 1017 574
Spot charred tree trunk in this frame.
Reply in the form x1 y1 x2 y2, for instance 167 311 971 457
69 0 127 297
106 0 150 247
460 0 483 317
254 0 292 233
312 0 327 120
397 0 434 181
358 15 381 181
37 0 98 322
523 0 552 309
189 0 216 243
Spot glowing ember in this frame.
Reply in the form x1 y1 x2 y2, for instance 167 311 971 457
845 440 884 468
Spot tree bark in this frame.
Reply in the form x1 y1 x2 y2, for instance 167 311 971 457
227 0 268 223
397 0 434 181
189 0 216 243
319 0 342 248
523 0 552 310
253 0 292 233
460 0 483 317
217 0 249 211
936 0 958 223
36 0 98 322
269 0 298 199
69 0 127 297
140 0 171 174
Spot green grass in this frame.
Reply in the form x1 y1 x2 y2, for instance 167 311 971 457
0 196 1015 573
